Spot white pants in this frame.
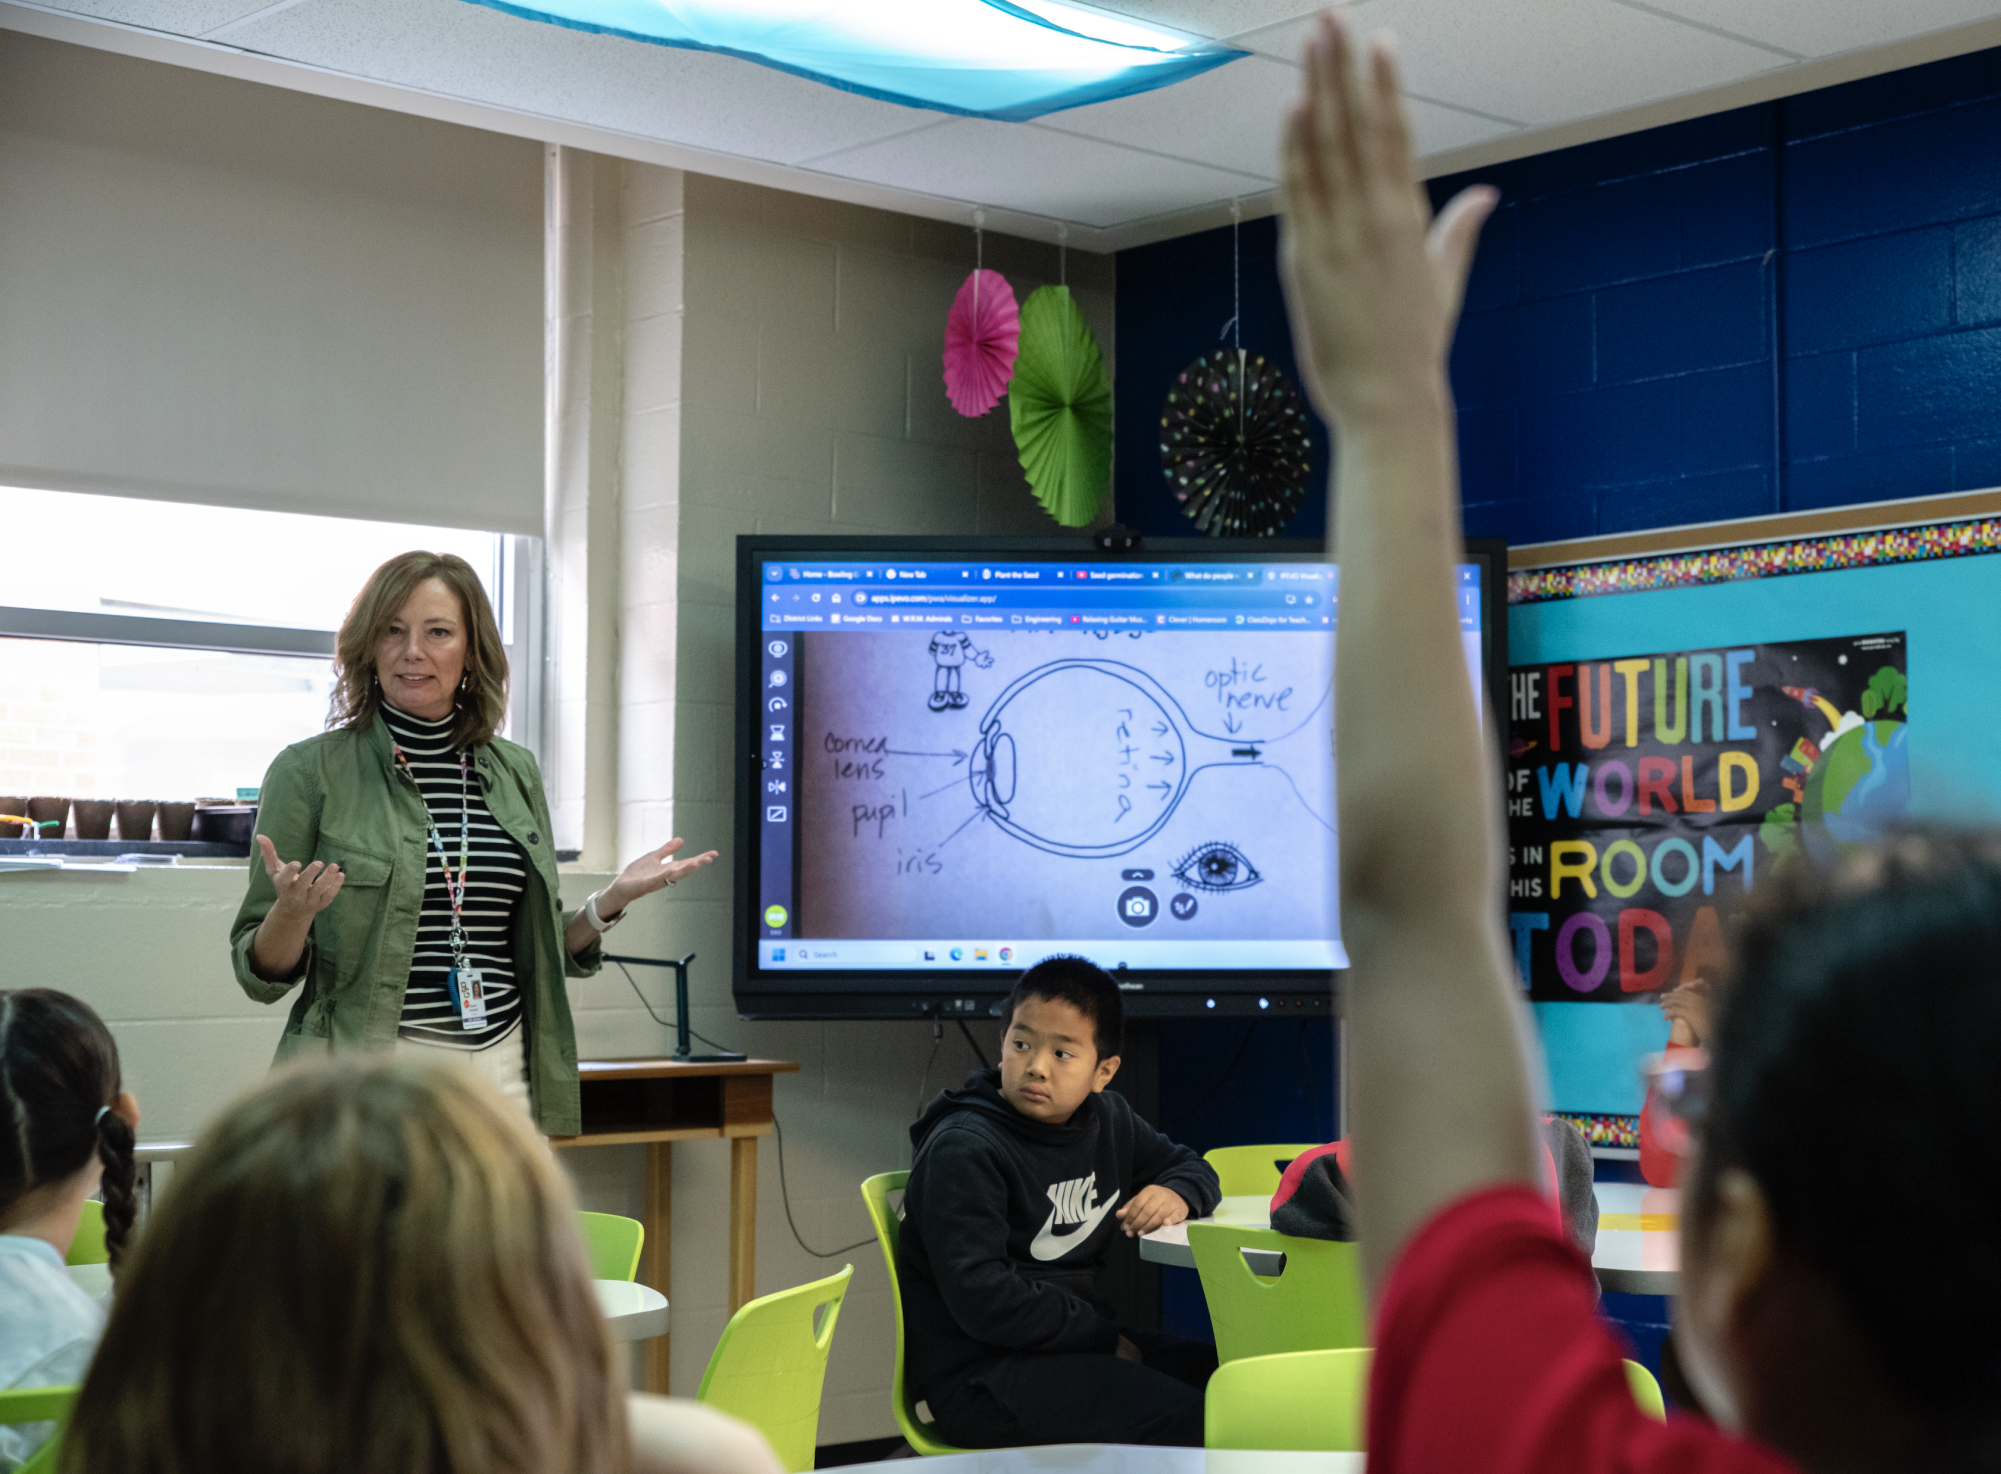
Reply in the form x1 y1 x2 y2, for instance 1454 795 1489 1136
393 1024 533 1119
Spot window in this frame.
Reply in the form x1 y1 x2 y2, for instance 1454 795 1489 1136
0 487 537 812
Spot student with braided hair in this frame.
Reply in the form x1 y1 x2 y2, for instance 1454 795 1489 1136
0 989 140 1470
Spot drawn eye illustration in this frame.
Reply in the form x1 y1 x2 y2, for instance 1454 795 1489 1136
1172 842 1262 894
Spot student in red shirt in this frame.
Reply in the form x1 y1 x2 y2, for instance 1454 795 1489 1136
1284 16 1998 1473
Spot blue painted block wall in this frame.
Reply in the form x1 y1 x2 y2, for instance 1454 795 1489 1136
1116 44 2001 1358
1114 45 2001 547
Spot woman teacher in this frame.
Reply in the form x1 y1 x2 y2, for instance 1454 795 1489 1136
230 552 717 1135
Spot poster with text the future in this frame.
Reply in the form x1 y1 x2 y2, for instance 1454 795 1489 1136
1506 631 1908 1003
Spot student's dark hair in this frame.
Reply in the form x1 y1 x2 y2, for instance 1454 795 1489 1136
1006 957 1123 1059
1696 828 2001 1458
0 989 135 1272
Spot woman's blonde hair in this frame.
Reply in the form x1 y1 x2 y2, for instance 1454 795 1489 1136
63 1056 628 1474
329 551 509 748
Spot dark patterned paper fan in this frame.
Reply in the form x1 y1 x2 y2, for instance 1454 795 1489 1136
1159 348 1314 537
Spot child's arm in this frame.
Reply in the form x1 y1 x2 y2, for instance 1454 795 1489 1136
1115 1115 1220 1237
1282 12 1540 1296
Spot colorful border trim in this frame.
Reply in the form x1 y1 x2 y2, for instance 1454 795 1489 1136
1551 1112 1640 1149
1508 514 2001 605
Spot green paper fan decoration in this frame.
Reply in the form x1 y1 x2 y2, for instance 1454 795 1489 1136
1010 285 1112 528
1160 347 1314 537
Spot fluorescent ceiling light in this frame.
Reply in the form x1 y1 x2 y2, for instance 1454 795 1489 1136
466 0 1245 120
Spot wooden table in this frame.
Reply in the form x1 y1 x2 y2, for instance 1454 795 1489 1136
550 1056 799 1392
1141 1185 1680 1297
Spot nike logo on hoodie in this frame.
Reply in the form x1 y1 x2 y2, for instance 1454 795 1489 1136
1029 1171 1121 1261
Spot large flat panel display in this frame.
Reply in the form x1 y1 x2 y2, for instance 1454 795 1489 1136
734 538 1501 1019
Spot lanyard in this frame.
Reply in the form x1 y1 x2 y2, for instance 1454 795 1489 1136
393 743 471 965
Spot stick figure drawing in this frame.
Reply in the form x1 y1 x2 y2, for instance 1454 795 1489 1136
928 628 994 711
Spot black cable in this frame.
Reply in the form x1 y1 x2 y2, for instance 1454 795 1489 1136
955 1017 991 1071
772 1114 875 1259
916 1021 943 1121
618 989 871 1261
612 960 734 1052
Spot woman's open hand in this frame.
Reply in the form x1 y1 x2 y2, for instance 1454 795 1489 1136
257 834 346 919
1278 11 1496 427
605 838 720 913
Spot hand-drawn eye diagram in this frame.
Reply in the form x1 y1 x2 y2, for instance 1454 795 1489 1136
964 658 1329 858
1173 841 1262 893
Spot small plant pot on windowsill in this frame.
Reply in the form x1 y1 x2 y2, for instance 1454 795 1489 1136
26 797 71 841
156 803 196 842
0 799 28 839
114 801 158 843
71 801 114 840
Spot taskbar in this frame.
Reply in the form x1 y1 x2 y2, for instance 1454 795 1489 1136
757 938 1348 970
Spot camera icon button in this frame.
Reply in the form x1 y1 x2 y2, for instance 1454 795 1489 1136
1116 886 1159 928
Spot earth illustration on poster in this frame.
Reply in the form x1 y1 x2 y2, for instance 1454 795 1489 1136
1506 632 1907 1003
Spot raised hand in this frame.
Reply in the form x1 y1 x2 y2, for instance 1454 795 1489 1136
257 834 346 918
1278 12 1496 426
1660 979 1713 1047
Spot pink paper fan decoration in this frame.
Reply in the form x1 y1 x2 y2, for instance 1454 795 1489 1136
943 268 1020 417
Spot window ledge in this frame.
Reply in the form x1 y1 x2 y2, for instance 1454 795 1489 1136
0 838 249 861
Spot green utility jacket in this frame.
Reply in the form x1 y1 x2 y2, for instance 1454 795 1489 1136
229 715 601 1136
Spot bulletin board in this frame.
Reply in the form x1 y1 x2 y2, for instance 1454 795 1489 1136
1506 489 2001 1120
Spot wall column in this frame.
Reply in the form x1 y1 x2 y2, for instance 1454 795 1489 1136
617 163 686 862
543 145 624 867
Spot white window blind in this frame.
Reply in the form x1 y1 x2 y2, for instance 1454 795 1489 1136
0 31 544 535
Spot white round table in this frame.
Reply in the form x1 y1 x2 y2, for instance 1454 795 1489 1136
1141 1186 1681 1296
69 1264 668 1342
596 1278 670 1342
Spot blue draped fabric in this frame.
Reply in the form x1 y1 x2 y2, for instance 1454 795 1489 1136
462 0 1245 120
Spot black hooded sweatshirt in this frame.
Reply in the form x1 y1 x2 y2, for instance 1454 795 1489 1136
900 1068 1222 1396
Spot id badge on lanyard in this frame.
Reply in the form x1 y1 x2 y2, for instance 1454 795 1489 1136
449 966 488 1029
397 743 485 1032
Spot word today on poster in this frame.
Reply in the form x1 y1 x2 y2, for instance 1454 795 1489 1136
1506 631 1909 1002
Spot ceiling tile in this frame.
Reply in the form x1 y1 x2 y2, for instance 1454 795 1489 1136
33 0 274 32
804 120 1271 229
1034 54 1294 178
217 0 940 165
1239 0 1790 124
1629 0 2001 59
1084 1 1330 42
1406 97 1521 156
1042 51 1512 175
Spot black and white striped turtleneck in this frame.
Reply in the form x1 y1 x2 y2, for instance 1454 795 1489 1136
382 702 528 1050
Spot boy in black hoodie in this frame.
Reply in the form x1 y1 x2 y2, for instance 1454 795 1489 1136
900 957 1223 1448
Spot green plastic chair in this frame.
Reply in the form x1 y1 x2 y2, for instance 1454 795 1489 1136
1625 1358 1667 1421
577 1210 644 1282
0 1384 80 1474
859 1171 969 1457
1203 1144 1326 1200
65 1199 106 1267
696 1264 853 1472
1207 1347 1371 1451
1188 1221 1367 1363
1205 1349 1667 1450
